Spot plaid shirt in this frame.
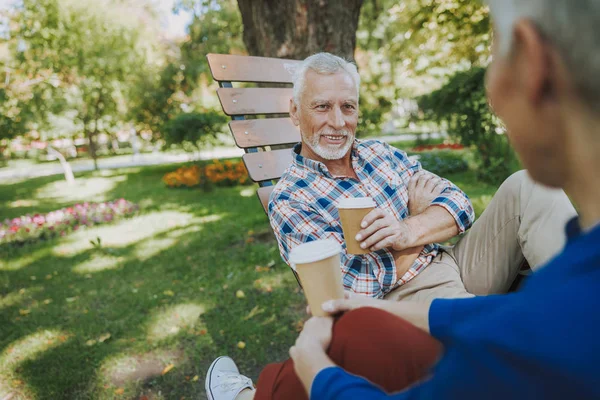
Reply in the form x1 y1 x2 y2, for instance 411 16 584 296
268 139 475 298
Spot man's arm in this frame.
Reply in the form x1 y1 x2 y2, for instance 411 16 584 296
357 143 475 251
269 196 394 297
405 205 459 248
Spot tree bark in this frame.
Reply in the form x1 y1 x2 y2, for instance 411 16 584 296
236 0 364 61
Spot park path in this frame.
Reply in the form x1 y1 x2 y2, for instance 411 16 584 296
0 132 445 181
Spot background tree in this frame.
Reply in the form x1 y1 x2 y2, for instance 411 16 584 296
5 0 162 168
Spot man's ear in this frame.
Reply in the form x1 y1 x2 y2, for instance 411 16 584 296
512 19 552 105
290 99 300 126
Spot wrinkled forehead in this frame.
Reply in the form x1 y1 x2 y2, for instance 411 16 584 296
301 70 359 102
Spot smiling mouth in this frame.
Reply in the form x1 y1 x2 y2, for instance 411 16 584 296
322 135 347 141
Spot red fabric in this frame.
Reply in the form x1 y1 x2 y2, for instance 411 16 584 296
254 307 442 400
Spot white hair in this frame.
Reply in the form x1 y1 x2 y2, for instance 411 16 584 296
487 0 600 110
292 52 360 105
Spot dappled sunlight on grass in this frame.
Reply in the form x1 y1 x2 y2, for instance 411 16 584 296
0 329 71 369
0 248 49 271
72 254 126 274
239 187 255 198
51 210 200 257
97 348 186 391
0 329 71 398
0 286 45 310
35 176 126 204
134 237 178 262
253 271 292 293
8 199 41 209
147 303 208 341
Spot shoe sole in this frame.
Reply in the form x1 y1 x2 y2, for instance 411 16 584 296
205 356 227 400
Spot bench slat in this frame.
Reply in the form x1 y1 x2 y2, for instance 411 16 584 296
257 186 275 214
217 88 293 116
207 53 300 83
242 148 293 182
230 118 300 148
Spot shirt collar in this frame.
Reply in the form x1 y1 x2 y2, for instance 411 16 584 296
292 141 360 178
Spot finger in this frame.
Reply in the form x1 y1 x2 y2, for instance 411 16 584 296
408 171 424 193
424 177 440 192
432 180 448 195
361 227 396 250
289 345 297 359
360 208 386 229
416 172 433 190
371 236 396 251
356 217 388 242
321 299 358 314
306 305 311 315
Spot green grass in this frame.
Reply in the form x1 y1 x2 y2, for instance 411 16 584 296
0 161 499 399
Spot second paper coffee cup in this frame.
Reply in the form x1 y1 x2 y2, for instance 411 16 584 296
337 197 376 255
289 239 344 317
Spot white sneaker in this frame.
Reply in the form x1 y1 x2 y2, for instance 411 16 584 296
206 356 254 400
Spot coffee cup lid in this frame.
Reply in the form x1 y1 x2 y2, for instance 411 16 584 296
289 239 341 265
337 197 376 209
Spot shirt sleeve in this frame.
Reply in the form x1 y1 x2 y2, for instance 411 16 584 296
268 197 391 297
429 295 507 341
386 142 475 233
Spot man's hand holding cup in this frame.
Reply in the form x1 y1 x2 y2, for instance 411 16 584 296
355 209 417 252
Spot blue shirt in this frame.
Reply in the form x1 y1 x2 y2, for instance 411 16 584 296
312 218 600 399
268 140 474 297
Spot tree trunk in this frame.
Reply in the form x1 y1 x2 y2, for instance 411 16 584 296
86 128 99 170
236 0 364 61
47 145 75 185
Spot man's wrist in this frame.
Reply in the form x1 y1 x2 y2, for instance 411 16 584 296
403 216 425 247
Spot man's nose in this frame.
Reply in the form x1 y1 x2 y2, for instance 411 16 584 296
330 107 346 130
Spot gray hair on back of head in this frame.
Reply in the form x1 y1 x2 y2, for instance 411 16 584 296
487 0 600 110
292 52 361 105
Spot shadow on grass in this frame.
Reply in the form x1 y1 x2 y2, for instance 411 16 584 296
0 165 305 399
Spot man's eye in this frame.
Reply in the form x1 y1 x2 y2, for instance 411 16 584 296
344 104 356 110
316 104 329 110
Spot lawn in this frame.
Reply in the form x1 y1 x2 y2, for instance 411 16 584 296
0 159 499 399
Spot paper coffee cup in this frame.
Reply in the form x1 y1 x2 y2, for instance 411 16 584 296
337 197 376 255
289 239 344 317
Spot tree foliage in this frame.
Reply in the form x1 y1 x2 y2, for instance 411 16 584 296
418 68 517 184
161 110 227 151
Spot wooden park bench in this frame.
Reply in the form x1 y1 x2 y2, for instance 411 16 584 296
207 53 302 214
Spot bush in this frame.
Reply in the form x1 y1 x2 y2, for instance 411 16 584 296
161 110 227 150
418 67 518 184
358 93 393 137
415 150 469 176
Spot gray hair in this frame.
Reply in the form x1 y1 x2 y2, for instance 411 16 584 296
292 52 361 105
487 0 600 110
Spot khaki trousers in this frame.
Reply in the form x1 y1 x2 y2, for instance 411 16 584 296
385 170 577 303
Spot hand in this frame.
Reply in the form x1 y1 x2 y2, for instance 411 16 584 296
321 295 386 315
356 209 417 251
289 317 337 395
290 317 334 355
408 171 448 216
306 290 357 315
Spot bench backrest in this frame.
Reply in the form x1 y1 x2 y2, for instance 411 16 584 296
207 54 302 214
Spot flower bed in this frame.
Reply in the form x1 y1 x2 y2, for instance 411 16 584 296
163 159 251 189
0 199 139 247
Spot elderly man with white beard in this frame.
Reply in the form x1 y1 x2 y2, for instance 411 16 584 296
267 52 575 303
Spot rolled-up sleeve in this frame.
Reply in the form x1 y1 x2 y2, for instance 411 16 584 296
386 143 475 233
